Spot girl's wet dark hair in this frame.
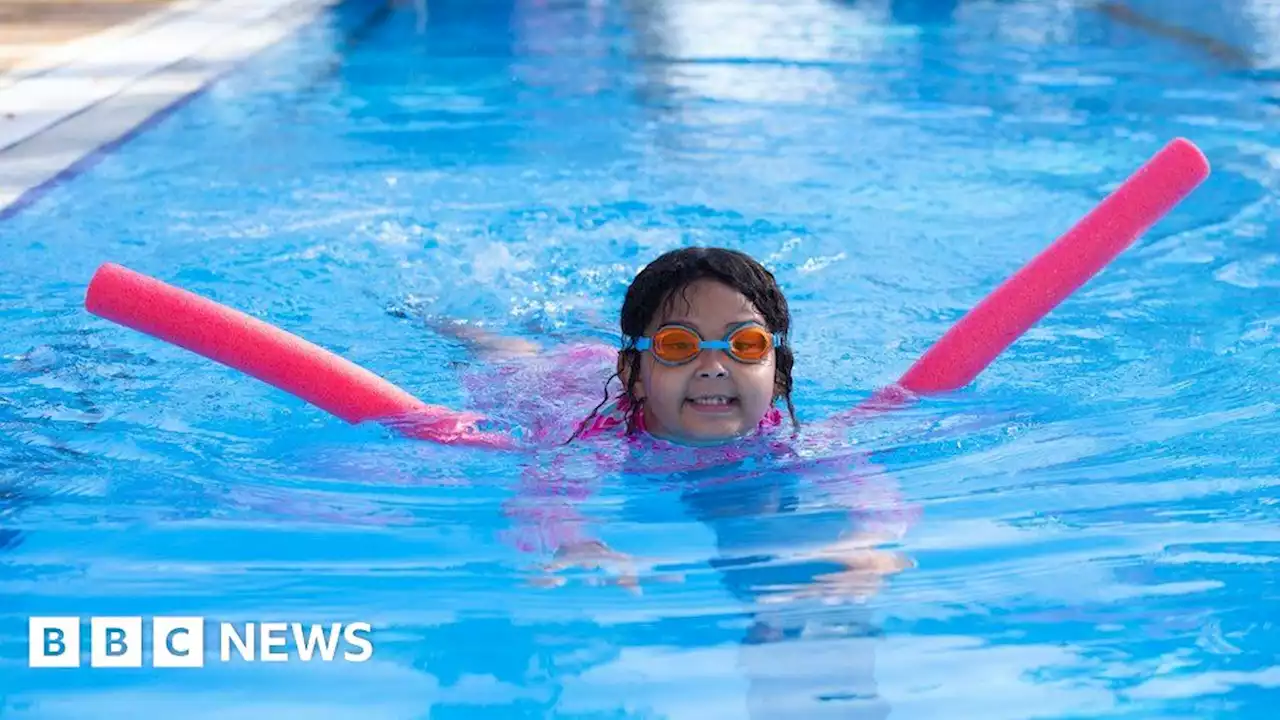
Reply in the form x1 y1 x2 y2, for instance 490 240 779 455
569 246 797 441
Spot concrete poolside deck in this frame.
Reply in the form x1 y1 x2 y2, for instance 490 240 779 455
0 0 173 73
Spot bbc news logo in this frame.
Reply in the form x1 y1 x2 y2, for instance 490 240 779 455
28 617 374 668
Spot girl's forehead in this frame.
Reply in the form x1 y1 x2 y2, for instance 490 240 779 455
652 280 764 326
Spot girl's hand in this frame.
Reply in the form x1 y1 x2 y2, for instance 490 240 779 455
531 540 684 595
759 534 914 605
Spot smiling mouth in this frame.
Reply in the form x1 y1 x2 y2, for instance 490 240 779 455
686 395 738 408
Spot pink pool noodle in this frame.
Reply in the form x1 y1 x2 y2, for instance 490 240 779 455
84 263 513 448
862 137 1210 411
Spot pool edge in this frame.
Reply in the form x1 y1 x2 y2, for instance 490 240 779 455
0 0 348 220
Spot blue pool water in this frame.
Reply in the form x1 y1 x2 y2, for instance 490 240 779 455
2 0 1279 716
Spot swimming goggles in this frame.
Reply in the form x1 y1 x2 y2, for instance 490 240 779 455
626 323 781 366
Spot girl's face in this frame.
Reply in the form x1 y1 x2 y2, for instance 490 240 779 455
627 279 779 444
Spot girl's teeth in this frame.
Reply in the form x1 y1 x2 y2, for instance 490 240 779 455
691 396 732 405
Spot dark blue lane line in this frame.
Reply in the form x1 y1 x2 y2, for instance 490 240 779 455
1092 0 1257 70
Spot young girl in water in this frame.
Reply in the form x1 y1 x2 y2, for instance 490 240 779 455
444 246 910 715
432 245 911 712
446 246 913 582
452 246 799 448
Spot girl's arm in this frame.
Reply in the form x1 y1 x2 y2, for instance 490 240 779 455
426 317 543 361
500 453 598 555
501 456 665 592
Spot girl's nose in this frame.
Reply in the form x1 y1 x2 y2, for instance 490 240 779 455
694 350 729 378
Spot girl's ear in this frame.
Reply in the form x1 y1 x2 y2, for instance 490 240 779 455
617 351 645 400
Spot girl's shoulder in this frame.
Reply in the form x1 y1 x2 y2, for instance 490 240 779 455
574 394 638 440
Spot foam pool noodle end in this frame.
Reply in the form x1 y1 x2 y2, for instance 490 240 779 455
860 137 1210 413
84 263 514 449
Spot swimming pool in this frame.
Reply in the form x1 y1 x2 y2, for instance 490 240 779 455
2 0 1278 716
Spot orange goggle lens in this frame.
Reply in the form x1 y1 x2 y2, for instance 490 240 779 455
645 325 776 365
